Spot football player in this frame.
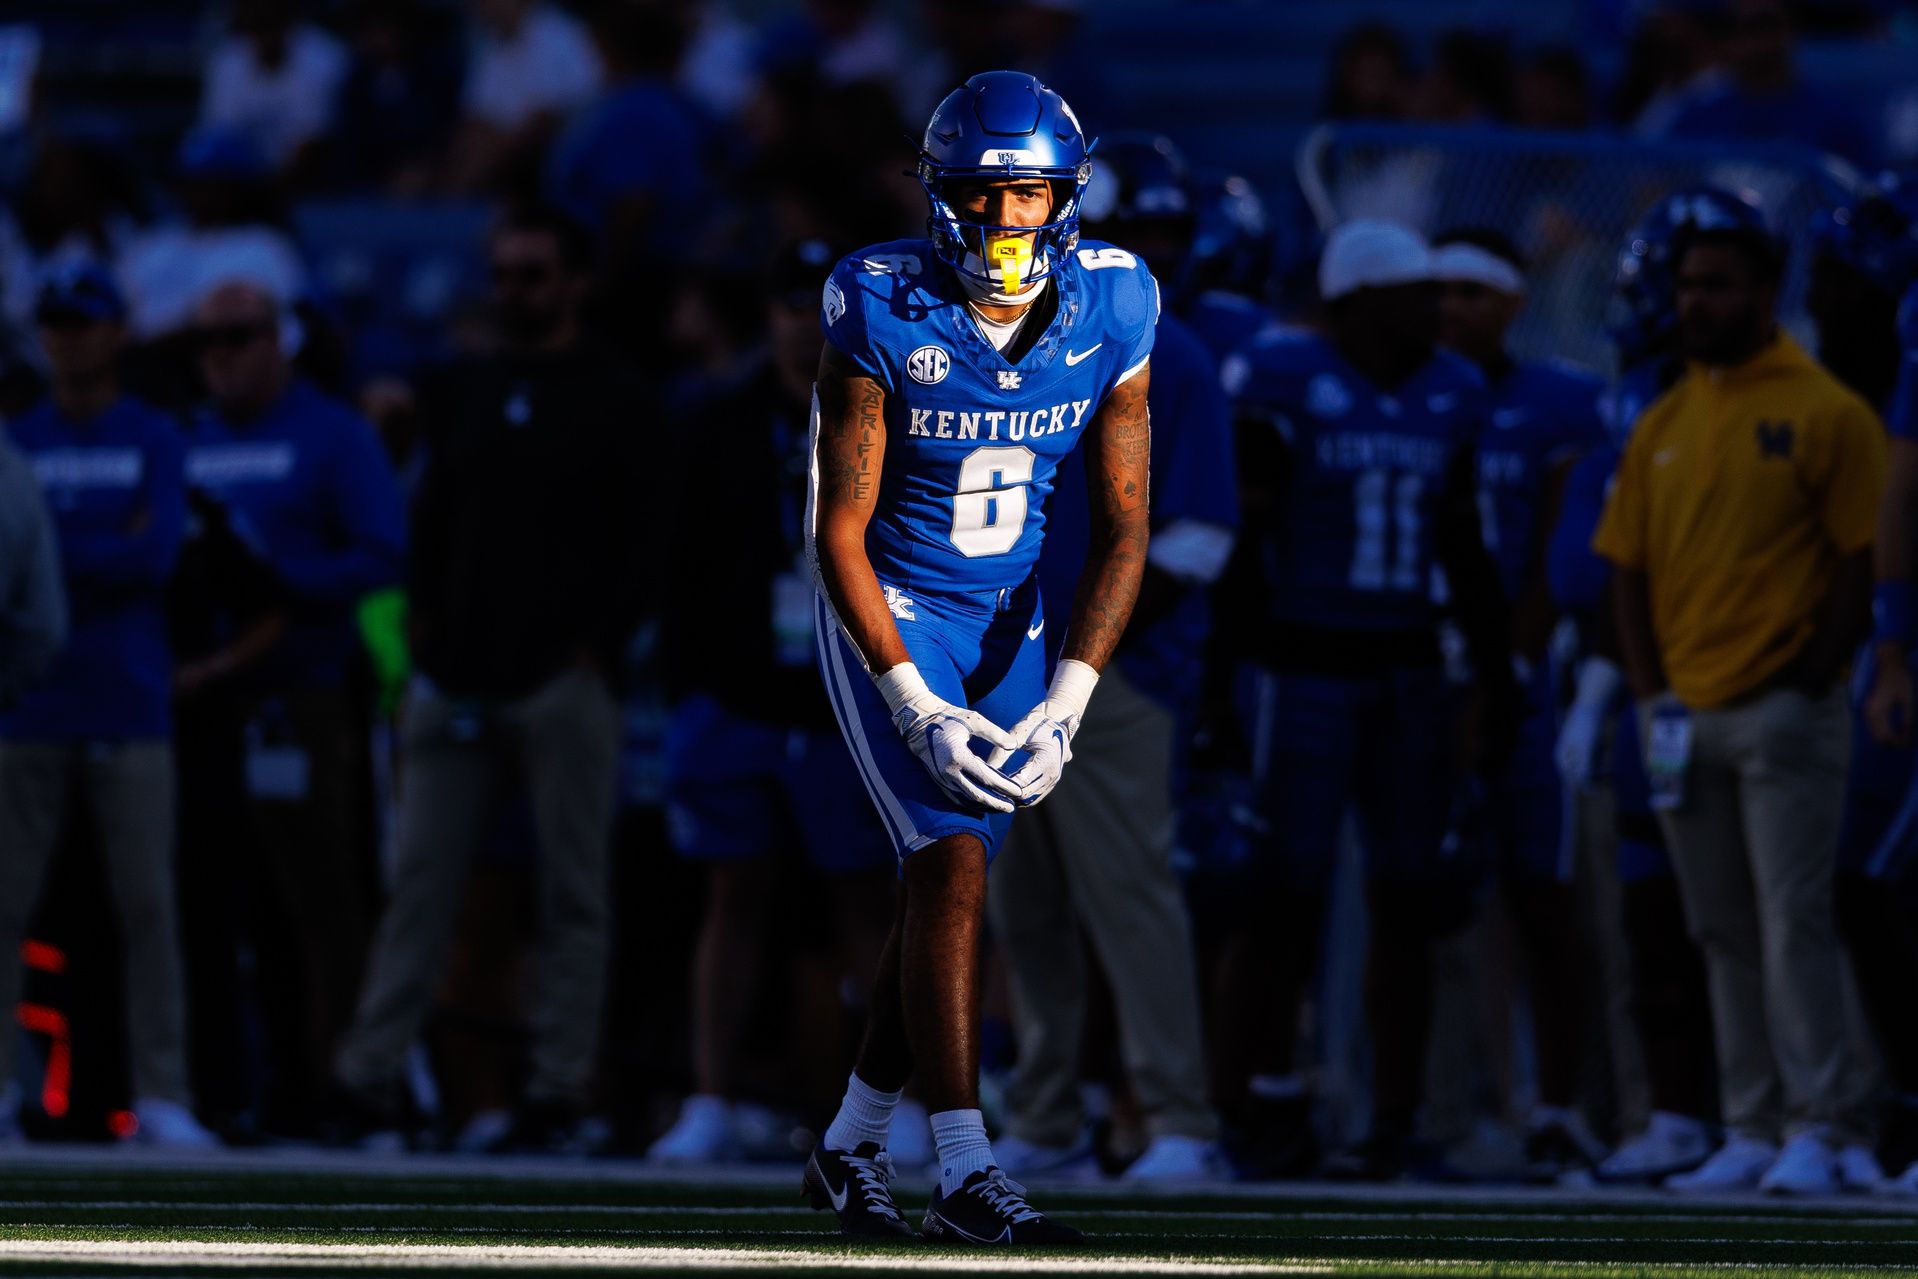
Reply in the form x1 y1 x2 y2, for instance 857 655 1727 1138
801 71 1154 1244
1430 228 1609 1178
1222 220 1514 1180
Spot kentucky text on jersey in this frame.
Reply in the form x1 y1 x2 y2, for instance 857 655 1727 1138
816 237 1158 598
905 401 1095 441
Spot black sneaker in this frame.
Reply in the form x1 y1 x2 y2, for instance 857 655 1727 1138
1525 1116 1604 1183
922 1168 1084 1246
802 1142 916 1239
317 1079 420 1151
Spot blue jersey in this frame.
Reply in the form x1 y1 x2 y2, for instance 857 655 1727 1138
2 395 186 742
1889 281 1918 443
1224 331 1486 633
1548 360 1676 618
819 238 1157 598
1180 289 1279 369
1475 360 1605 601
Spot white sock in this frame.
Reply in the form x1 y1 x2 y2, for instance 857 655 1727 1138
932 1107 993 1194
823 1073 901 1152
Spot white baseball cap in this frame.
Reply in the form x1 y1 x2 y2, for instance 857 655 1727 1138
1319 220 1431 300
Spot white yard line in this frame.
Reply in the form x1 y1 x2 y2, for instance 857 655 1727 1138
0 1240 1329 1274
6 1201 1918 1230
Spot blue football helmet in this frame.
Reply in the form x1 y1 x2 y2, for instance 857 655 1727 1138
917 70 1094 291
1607 185 1769 367
1186 171 1275 302
1810 171 1918 299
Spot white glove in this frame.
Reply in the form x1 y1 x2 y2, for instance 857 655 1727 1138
876 663 1024 814
1555 656 1623 789
989 659 1099 807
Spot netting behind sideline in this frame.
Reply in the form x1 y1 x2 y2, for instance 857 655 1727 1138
1295 124 1862 370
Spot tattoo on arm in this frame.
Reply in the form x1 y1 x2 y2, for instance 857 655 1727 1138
809 344 911 672
1063 368 1152 672
815 347 884 507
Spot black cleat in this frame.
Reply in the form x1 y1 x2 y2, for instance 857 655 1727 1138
803 1142 917 1239
921 1168 1084 1246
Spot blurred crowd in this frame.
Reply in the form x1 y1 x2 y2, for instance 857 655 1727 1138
3 0 1918 1199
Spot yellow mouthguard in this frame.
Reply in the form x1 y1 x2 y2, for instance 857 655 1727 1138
988 238 1032 295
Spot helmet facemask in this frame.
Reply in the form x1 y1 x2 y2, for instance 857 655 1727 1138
920 160 1091 296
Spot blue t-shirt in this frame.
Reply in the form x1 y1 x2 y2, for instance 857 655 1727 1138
1180 289 1279 370
186 379 406 688
1039 310 1238 711
1 396 185 742
1475 359 1606 601
1224 330 1486 633
820 238 1159 599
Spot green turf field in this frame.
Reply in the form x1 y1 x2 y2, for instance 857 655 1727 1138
1 1153 1916 1276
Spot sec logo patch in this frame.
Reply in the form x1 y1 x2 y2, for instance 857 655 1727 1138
908 346 951 385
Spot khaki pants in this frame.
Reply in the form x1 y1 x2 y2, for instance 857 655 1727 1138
335 667 620 1105
988 668 1218 1146
0 741 191 1102
1649 686 1857 1142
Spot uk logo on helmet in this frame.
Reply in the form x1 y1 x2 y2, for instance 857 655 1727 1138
908 346 951 385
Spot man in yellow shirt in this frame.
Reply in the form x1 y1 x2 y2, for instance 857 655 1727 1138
1594 207 1886 1194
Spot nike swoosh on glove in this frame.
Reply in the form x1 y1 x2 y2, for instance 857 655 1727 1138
875 663 1024 814
989 658 1099 807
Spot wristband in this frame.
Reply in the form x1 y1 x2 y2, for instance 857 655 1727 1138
1875 581 1916 648
1571 656 1624 711
1047 659 1100 721
874 662 930 716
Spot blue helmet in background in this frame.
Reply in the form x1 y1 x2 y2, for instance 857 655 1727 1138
1078 131 1193 281
1186 171 1275 302
1810 171 1918 299
917 70 1094 291
1607 185 1769 368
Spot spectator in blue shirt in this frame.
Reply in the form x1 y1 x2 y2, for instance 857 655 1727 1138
0 436 64 708
0 264 216 1148
185 276 405 1134
1658 0 1878 167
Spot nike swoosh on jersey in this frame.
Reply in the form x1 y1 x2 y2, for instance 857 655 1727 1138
1064 344 1102 366
1026 620 1045 641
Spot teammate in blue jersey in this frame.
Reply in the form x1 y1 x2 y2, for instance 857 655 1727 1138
1430 228 1608 1178
1815 179 1918 1185
1179 171 1283 367
1223 219 1514 1180
801 72 1152 1245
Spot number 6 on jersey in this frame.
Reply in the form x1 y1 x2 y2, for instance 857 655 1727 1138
950 445 1034 557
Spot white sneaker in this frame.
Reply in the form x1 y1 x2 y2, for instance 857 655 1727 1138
1666 1135 1778 1192
1122 1134 1230 1183
991 1131 1095 1178
1877 1158 1918 1195
1598 1111 1716 1183
1759 1132 1838 1196
131 1098 220 1149
646 1094 739 1165
1837 1143 1885 1193
888 1098 935 1171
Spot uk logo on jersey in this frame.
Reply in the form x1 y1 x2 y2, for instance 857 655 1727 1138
997 370 1023 390
909 346 951 385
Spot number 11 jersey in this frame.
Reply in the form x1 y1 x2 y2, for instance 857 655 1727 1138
1223 329 1487 633
815 238 1157 598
